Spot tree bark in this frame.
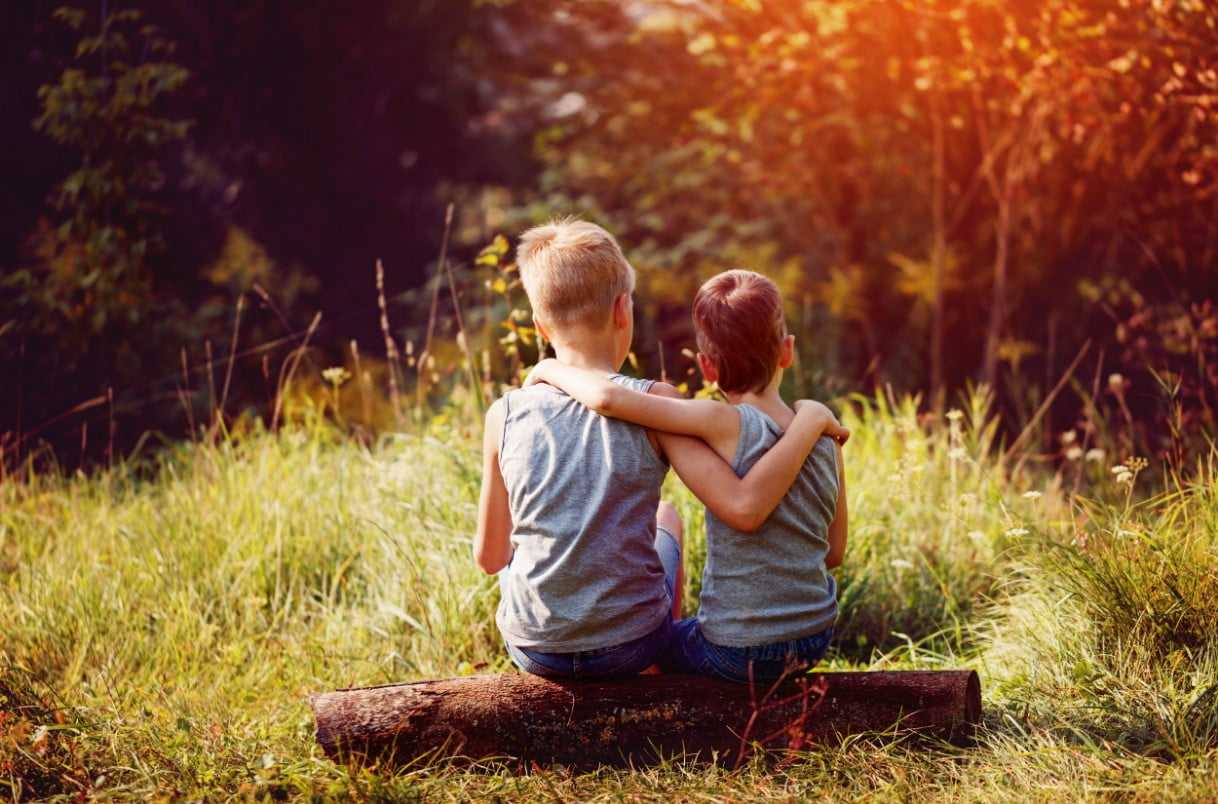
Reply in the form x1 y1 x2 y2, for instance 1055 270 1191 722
929 90 948 403
310 670 981 770
982 187 1012 388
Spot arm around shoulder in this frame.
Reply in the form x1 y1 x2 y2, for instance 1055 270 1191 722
535 371 738 444
723 401 843 532
645 381 740 451
654 383 807 533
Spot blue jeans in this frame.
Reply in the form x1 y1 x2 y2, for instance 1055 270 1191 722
504 525 681 679
662 618 833 683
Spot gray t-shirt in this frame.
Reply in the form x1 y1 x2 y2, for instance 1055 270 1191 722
697 403 839 646
495 374 670 652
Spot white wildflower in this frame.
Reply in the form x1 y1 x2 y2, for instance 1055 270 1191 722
1005 527 1029 537
1023 491 1042 500
1085 448 1105 463
1065 446 1084 461
322 366 351 387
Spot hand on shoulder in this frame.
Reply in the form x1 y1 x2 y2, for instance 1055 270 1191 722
522 358 560 388
792 399 850 445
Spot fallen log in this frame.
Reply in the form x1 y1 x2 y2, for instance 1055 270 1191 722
310 670 981 769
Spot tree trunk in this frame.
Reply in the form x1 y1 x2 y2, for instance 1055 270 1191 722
982 190 1011 388
929 92 947 403
310 670 981 770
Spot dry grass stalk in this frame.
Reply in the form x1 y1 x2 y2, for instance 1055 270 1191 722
217 294 246 429
418 204 455 410
376 259 402 417
350 340 372 426
106 386 115 470
272 312 323 431
204 339 217 434
177 347 197 441
438 216 484 409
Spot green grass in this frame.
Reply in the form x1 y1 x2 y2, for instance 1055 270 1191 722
2 396 1216 800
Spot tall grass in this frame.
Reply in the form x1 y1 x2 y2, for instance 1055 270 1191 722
2 398 1216 800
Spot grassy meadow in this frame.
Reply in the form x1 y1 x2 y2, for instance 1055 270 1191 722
2 393 1217 800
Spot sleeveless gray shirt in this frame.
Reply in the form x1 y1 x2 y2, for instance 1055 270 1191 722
495 374 670 652
698 404 840 646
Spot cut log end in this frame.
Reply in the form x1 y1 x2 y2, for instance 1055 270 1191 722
310 670 982 770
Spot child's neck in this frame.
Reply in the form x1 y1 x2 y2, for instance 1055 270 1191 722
725 375 794 429
551 337 622 374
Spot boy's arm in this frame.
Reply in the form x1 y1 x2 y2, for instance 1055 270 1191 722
651 383 844 533
825 442 848 568
473 398 513 574
525 359 738 446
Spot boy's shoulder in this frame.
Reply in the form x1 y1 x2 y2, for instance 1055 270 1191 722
647 380 681 399
484 394 508 443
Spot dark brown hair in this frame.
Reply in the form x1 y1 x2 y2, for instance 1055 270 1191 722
691 270 785 394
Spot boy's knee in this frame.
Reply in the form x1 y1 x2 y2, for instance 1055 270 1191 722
656 500 683 543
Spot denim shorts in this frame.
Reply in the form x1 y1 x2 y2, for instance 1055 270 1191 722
504 525 681 679
661 618 833 684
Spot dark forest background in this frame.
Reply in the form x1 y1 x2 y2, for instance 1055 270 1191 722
2 0 1216 467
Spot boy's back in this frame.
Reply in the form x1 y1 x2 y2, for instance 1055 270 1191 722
496 374 670 653
699 404 840 646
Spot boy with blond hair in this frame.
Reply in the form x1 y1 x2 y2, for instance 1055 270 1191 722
527 269 847 682
475 220 846 678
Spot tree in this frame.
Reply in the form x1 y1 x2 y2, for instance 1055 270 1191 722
12 6 190 352
493 0 1217 437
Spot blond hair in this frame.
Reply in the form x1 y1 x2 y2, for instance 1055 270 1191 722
515 218 635 329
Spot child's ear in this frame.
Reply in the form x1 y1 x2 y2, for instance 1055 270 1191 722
612 293 631 330
534 315 552 344
778 334 796 369
696 352 719 384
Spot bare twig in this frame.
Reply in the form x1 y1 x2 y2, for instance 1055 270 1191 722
731 662 828 770
1005 339 1092 465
